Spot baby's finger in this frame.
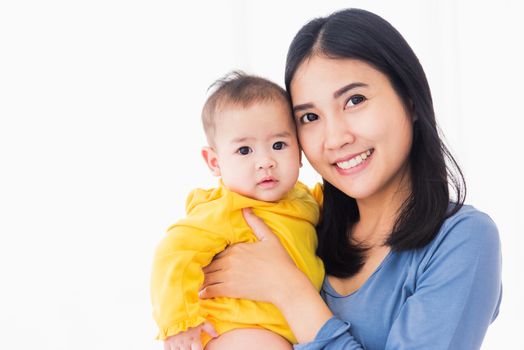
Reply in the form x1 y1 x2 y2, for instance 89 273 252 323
190 341 202 350
201 321 218 338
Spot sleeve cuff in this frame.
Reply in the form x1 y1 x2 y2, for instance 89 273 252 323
294 317 351 349
156 315 207 340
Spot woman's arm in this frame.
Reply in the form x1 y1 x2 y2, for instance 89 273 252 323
306 209 501 350
383 210 502 349
200 208 333 343
201 208 502 350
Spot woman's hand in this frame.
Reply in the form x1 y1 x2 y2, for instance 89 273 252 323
199 208 303 306
200 208 333 343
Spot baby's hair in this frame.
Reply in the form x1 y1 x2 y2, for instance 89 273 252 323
201 71 292 146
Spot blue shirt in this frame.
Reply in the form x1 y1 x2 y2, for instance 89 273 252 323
295 205 502 350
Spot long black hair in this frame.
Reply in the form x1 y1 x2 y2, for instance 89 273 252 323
285 8 466 278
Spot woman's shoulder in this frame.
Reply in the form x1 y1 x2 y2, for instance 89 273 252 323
440 204 498 240
423 204 500 261
405 204 502 287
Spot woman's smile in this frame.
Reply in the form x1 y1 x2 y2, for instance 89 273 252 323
333 148 374 173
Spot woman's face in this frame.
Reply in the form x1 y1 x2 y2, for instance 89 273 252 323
290 56 413 202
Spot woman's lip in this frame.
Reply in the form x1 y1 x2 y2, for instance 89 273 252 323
332 148 374 164
333 149 373 174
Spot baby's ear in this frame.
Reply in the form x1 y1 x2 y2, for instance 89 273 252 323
201 146 221 176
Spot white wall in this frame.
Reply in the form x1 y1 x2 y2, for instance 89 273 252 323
0 0 521 349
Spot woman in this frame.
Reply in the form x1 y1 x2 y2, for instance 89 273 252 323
200 8 502 349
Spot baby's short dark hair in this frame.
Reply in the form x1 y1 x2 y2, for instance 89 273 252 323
201 71 292 146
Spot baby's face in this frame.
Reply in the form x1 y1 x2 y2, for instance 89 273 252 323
213 100 301 202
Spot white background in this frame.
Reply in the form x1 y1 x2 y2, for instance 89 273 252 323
0 1 522 349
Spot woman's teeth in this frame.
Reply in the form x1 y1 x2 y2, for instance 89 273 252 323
336 149 372 169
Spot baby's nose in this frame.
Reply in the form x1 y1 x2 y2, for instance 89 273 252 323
257 156 276 169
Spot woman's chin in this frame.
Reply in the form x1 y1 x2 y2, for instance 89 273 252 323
330 179 376 200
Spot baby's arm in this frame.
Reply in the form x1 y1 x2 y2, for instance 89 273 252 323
164 322 217 350
151 224 228 340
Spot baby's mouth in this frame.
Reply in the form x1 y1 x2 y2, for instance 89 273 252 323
257 176 278 186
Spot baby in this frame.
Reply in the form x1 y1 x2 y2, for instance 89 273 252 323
150 71 324 349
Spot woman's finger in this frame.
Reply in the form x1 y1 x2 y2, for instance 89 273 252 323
201 268 224 289
213 249 229 259
202 250 230 274
202 261 222 274
199 285 216 299
199 282 232 299
209 242 240 260
203 243 249 274
242 208 277 242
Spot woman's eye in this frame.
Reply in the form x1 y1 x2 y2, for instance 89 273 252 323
273 141 286 150
346 95 366 108
237 146 252 155
299 113 318 124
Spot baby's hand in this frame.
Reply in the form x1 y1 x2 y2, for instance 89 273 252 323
163 322 217 350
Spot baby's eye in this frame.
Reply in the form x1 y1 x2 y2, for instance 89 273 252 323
299 113 318 124
273 141 287 150
345 95 366 108
237 146 252 155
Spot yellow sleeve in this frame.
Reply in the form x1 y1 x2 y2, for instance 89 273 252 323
311 182 324 208
150 225 228 339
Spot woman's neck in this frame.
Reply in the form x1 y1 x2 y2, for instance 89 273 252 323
352 170 412 248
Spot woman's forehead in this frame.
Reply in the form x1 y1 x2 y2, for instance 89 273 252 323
290 57 389 100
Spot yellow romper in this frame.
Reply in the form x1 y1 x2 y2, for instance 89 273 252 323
150 181 324 344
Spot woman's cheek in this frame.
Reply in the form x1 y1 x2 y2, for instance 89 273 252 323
298 126 314 150
299 140 324 173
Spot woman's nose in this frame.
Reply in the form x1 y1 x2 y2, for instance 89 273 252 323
324 116 355 150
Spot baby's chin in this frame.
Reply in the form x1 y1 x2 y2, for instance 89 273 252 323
251 187 294 203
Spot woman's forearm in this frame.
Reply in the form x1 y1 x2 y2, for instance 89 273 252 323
274 270 333 343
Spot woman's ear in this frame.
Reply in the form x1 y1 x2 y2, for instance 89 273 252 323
201 147 221 176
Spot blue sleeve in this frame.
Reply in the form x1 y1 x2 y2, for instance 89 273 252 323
294 318 362 350
295 211 502 350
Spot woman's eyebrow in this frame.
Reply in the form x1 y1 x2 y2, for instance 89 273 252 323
293 82 369 114
333 82 368 99
293 103 314 114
